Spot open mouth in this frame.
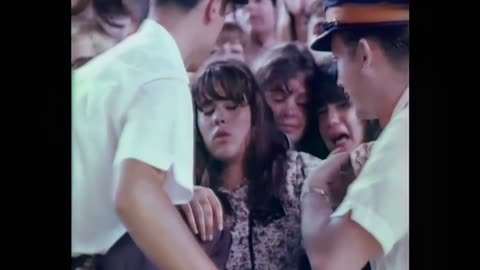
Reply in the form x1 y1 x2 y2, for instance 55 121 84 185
331 133 350 147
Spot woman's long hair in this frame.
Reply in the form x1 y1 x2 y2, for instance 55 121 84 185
191 60 289 214
254 42 325 158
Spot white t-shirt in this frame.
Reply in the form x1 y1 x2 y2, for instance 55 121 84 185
332 89 409 270
72 19 194 256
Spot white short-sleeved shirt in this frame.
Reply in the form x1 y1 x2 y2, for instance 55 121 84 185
72 19 194 256
332 89 409 270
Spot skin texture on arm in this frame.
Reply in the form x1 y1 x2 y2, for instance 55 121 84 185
114 159 218 270
301 153 381 270
302 192 381 270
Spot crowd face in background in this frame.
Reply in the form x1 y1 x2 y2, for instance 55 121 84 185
254 43 319 149
264 76 309 144
71 0 148 69
206 23 247 64
317 97 366 153
246 0 276 35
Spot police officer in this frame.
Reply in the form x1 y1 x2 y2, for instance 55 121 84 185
300 1 409 270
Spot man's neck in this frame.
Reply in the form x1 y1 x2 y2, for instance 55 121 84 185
378 70 409 128
220 160 246 191
151 8 193 69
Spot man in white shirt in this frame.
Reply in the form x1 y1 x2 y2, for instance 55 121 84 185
300 1 409 270
72 0 248 269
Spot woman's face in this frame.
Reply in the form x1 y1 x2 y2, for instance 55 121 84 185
197 90 252 163
208 41 246 64
264 77 309 144
317 99 366 153
71 2 140 70
71 21 118 69
246 0 276 34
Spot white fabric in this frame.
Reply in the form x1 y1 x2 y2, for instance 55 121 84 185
72 19 194 256
332 88 409 270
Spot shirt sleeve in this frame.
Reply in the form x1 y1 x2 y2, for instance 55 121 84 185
114 79 194 204
331 109 409 256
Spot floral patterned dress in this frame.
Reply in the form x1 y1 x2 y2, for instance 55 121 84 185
218 151 322 270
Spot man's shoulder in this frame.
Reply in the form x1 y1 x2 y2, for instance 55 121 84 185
122 19 187 79
377 107 409 148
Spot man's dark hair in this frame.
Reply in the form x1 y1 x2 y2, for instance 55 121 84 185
337 24 409 70
93 0 150 23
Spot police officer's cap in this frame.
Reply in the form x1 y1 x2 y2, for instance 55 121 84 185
310 0 409 52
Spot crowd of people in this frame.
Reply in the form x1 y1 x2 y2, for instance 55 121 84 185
72 0 409 270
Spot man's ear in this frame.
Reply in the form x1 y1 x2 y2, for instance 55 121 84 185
358 38 374 72
205 0 223 23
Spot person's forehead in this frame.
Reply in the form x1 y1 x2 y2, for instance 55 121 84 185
270 78 307 95
217 33 243 45
288 78 307 92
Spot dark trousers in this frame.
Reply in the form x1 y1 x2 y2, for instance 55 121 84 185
72 229 232 270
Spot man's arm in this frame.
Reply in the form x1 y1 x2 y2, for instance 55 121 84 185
301 191 381 270
114 159 217 270
302 112 409 270
112 79 216 269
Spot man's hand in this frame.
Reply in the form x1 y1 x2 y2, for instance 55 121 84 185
320 143 373 208
301 152 382 270
303 152 350 204
180 186 224 242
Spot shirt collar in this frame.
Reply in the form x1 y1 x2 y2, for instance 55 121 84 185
392 87 409 117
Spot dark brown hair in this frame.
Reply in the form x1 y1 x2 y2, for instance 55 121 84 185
254 42 325 157
191 60 289 213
